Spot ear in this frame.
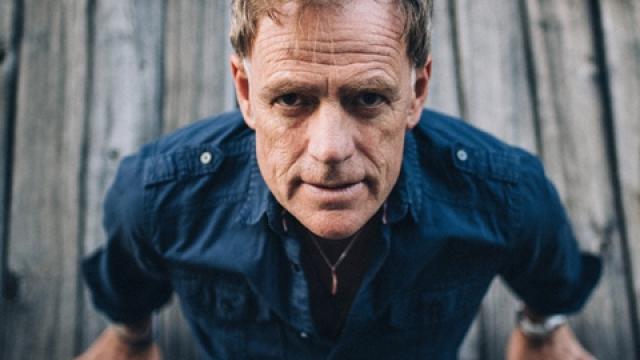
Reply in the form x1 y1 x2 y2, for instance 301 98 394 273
406 55 432 130
230 54 255 129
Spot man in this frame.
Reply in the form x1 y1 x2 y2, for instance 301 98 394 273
77 0 602 359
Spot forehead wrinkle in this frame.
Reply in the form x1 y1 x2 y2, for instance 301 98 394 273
287 25 404 56
277 53 400 67
253 4 407 63
258 44 402 69
259 38 404 68
288 39 402 58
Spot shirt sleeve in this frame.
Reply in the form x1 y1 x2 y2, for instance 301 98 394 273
501 153 602 316
82 148 173 324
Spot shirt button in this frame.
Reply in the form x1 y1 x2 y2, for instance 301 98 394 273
200 151 213 165
456 149 468 162
299 332 309 339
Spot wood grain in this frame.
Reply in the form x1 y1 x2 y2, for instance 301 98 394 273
79 0 165 352
426 0 463 118
0 0 16 304
454 0 537 357
524 0 634 358
1 0 88 358
455 0 537 152
162 0 235 133
600 0 640 357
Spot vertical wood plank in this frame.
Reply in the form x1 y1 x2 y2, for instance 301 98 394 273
1 0 88 358
454 0 537 358
426 0 463 117
524 0 634 358
162 0 235 132
455 0 537 152
600 0 640 357
427 1 479 358
158 1 234 357
79 0 165 352
0 0 17 305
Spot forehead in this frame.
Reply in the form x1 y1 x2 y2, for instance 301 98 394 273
250 0 408 68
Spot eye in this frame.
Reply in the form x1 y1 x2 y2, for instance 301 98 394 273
354 92 386 107
274 93 305 107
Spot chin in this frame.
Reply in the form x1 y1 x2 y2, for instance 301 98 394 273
299 209 371 240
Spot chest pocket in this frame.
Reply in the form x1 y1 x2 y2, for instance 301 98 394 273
172 269 283 360
386 280 488 358
422 143 520 214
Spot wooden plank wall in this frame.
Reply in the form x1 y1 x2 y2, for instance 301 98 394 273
0 0 638 359
0 0 18 303
601 3 640 359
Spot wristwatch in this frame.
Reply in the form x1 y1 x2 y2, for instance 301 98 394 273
516 308 567 340
112 320 154 349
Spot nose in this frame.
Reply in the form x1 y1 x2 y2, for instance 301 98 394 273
306 104 356 164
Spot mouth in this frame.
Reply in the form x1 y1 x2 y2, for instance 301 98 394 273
307 181 361 190
300 181 366 206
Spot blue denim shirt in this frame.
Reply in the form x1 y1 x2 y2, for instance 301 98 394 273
83 109 601 359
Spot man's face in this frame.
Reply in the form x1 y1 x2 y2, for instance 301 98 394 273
232 0 430 239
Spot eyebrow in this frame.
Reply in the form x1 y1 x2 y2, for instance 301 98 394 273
338 76 400 100
261 79 325 100
259 75 400 101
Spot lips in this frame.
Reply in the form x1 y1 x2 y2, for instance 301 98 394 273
299 181 366 207
307 181 360 190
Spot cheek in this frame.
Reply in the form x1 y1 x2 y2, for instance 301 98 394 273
359 117 407 173
380 134 405 184
255 120 305 180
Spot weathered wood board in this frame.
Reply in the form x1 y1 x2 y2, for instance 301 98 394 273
1 0 88 358
162 0 235 133
600 0 640 358
79 0 165 352
525 0 634 358
455 0 537 152
426 0 463 118
0 0 17 304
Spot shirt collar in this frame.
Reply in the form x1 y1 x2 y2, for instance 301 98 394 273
236 132 422 227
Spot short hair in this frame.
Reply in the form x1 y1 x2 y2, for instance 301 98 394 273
230 0 433 68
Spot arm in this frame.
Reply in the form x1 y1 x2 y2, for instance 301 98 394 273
79 153 172 358
75 317 162 360
501 154 602 359
506 307 595 360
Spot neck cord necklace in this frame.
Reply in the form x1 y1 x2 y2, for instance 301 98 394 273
308 229 364 296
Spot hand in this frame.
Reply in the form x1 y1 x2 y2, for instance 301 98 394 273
506 324 596 360
74 326 162 360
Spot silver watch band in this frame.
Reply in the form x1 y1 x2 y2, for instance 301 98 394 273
516 308 567 339
112 321 154 348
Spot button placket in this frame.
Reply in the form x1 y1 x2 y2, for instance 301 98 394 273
281 228 315 336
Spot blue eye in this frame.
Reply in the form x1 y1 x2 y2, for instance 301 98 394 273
356 92 385 107
275 93 304 107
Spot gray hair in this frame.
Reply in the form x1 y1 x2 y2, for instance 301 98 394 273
230 0 434 67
